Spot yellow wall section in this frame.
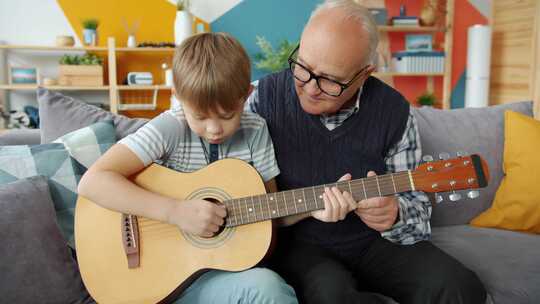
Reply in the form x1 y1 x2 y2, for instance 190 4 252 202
57 0 209 118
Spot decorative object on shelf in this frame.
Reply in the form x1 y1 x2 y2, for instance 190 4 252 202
127 72 153 85
416 92 437 107
392 51 444 73
391 5 419 27
137 41 175 48
7 110 31 129
465 24 492 108
82 19 99 46
162 63 173 87
420 0 438 26
405 34 433 52
42 77 58 86
122 18 140 48
368 8 388 25
58 54 103 86
55 35 75 47
175 0 193 46
8 66 39 84
254 36 297 73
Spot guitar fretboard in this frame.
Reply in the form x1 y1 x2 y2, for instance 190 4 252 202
224 171 413 227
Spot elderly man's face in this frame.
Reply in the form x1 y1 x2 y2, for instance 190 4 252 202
294 8 374 115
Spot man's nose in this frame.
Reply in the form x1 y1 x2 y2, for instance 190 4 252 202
304 78 322 96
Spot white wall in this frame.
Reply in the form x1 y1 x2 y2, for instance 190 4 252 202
0 0 107 113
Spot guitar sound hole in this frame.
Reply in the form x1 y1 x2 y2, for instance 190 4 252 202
205 198 226 236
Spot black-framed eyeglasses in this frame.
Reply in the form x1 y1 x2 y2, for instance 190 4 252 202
287 45 370 97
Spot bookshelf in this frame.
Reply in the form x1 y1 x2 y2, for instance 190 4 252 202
0 37 174 125
375 0 454 109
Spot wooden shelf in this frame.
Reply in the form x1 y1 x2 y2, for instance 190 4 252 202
0 45 107 51
115 47 175 52
373 72 444 77
0 84 109 91
116 85 172 90
377 26 446 32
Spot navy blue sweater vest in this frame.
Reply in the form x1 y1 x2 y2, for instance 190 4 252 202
256 70 410 253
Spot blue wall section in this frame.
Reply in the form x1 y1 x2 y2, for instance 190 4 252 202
451 71 466 109
211 0 322 80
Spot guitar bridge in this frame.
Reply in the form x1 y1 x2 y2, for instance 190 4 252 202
121 214 140 268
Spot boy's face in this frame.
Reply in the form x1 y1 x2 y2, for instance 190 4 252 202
182 101 244 144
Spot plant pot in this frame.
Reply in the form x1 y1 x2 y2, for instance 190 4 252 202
174 11 193 45
83 29 97 46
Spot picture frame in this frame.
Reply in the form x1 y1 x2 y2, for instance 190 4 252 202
8 66 40 85
405 34 433 52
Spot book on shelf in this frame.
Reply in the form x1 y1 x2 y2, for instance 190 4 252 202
391 16 420 26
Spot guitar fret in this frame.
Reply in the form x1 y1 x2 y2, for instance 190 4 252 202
361 179 367 200
272 193 279 218
375 176 381 197
312 186 318 210
265 194 272 220
229 201 237 226
236 199 244 224
251 196 257 222
292 190 298 214
282 191 289 216
302 188 308 212
391 174 397 193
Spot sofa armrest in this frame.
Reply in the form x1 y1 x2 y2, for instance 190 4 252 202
0 129 41 145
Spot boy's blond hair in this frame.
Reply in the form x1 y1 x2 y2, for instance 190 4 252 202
173 32 251 114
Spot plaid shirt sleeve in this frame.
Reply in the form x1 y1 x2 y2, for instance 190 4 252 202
381 112 432 245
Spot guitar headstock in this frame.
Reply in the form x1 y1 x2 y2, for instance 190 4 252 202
413 154 490 193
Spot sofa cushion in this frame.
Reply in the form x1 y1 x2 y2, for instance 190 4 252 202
412 101 533 226
0 128 41 145
54 120 116 170
431 225 540 304
0 143 83 246
0 176 92 304
471 111 540 233
38 87 148 143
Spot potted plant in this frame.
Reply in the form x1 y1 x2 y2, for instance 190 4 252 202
416 92 437 107
174 0 193 45
82 19 99 46
58 54 104 86
254 36 297 73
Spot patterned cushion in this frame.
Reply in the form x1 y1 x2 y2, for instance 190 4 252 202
54 120 116 170
0 144 82 246
0 121 116 247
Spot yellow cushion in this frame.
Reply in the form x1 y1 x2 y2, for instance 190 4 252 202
471 110 540 233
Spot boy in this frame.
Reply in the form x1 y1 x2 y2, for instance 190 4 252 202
78 32 297 304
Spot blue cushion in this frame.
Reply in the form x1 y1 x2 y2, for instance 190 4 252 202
0 121 116 247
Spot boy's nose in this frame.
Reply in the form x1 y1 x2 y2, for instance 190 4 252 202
207 121 223 135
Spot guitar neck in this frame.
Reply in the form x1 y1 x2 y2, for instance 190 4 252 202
224 171 414 227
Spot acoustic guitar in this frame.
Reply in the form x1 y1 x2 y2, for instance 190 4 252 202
75 154 489 303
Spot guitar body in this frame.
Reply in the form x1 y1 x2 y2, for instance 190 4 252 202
75 159 272 304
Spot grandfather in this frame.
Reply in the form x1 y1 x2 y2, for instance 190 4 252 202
246 0 487 303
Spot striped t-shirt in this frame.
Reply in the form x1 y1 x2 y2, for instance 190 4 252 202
118 106 280 182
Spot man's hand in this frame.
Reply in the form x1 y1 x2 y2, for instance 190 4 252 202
311 173 357 222
354 171 399 231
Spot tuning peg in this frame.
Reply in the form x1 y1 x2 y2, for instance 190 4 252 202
422 155 434 162
439 152 450 160
467 190 480 199
435 194 443 203
449 192 462 202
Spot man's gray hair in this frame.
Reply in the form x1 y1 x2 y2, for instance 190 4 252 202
309 0 379 65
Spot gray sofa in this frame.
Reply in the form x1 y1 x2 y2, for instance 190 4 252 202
0 89 538 303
